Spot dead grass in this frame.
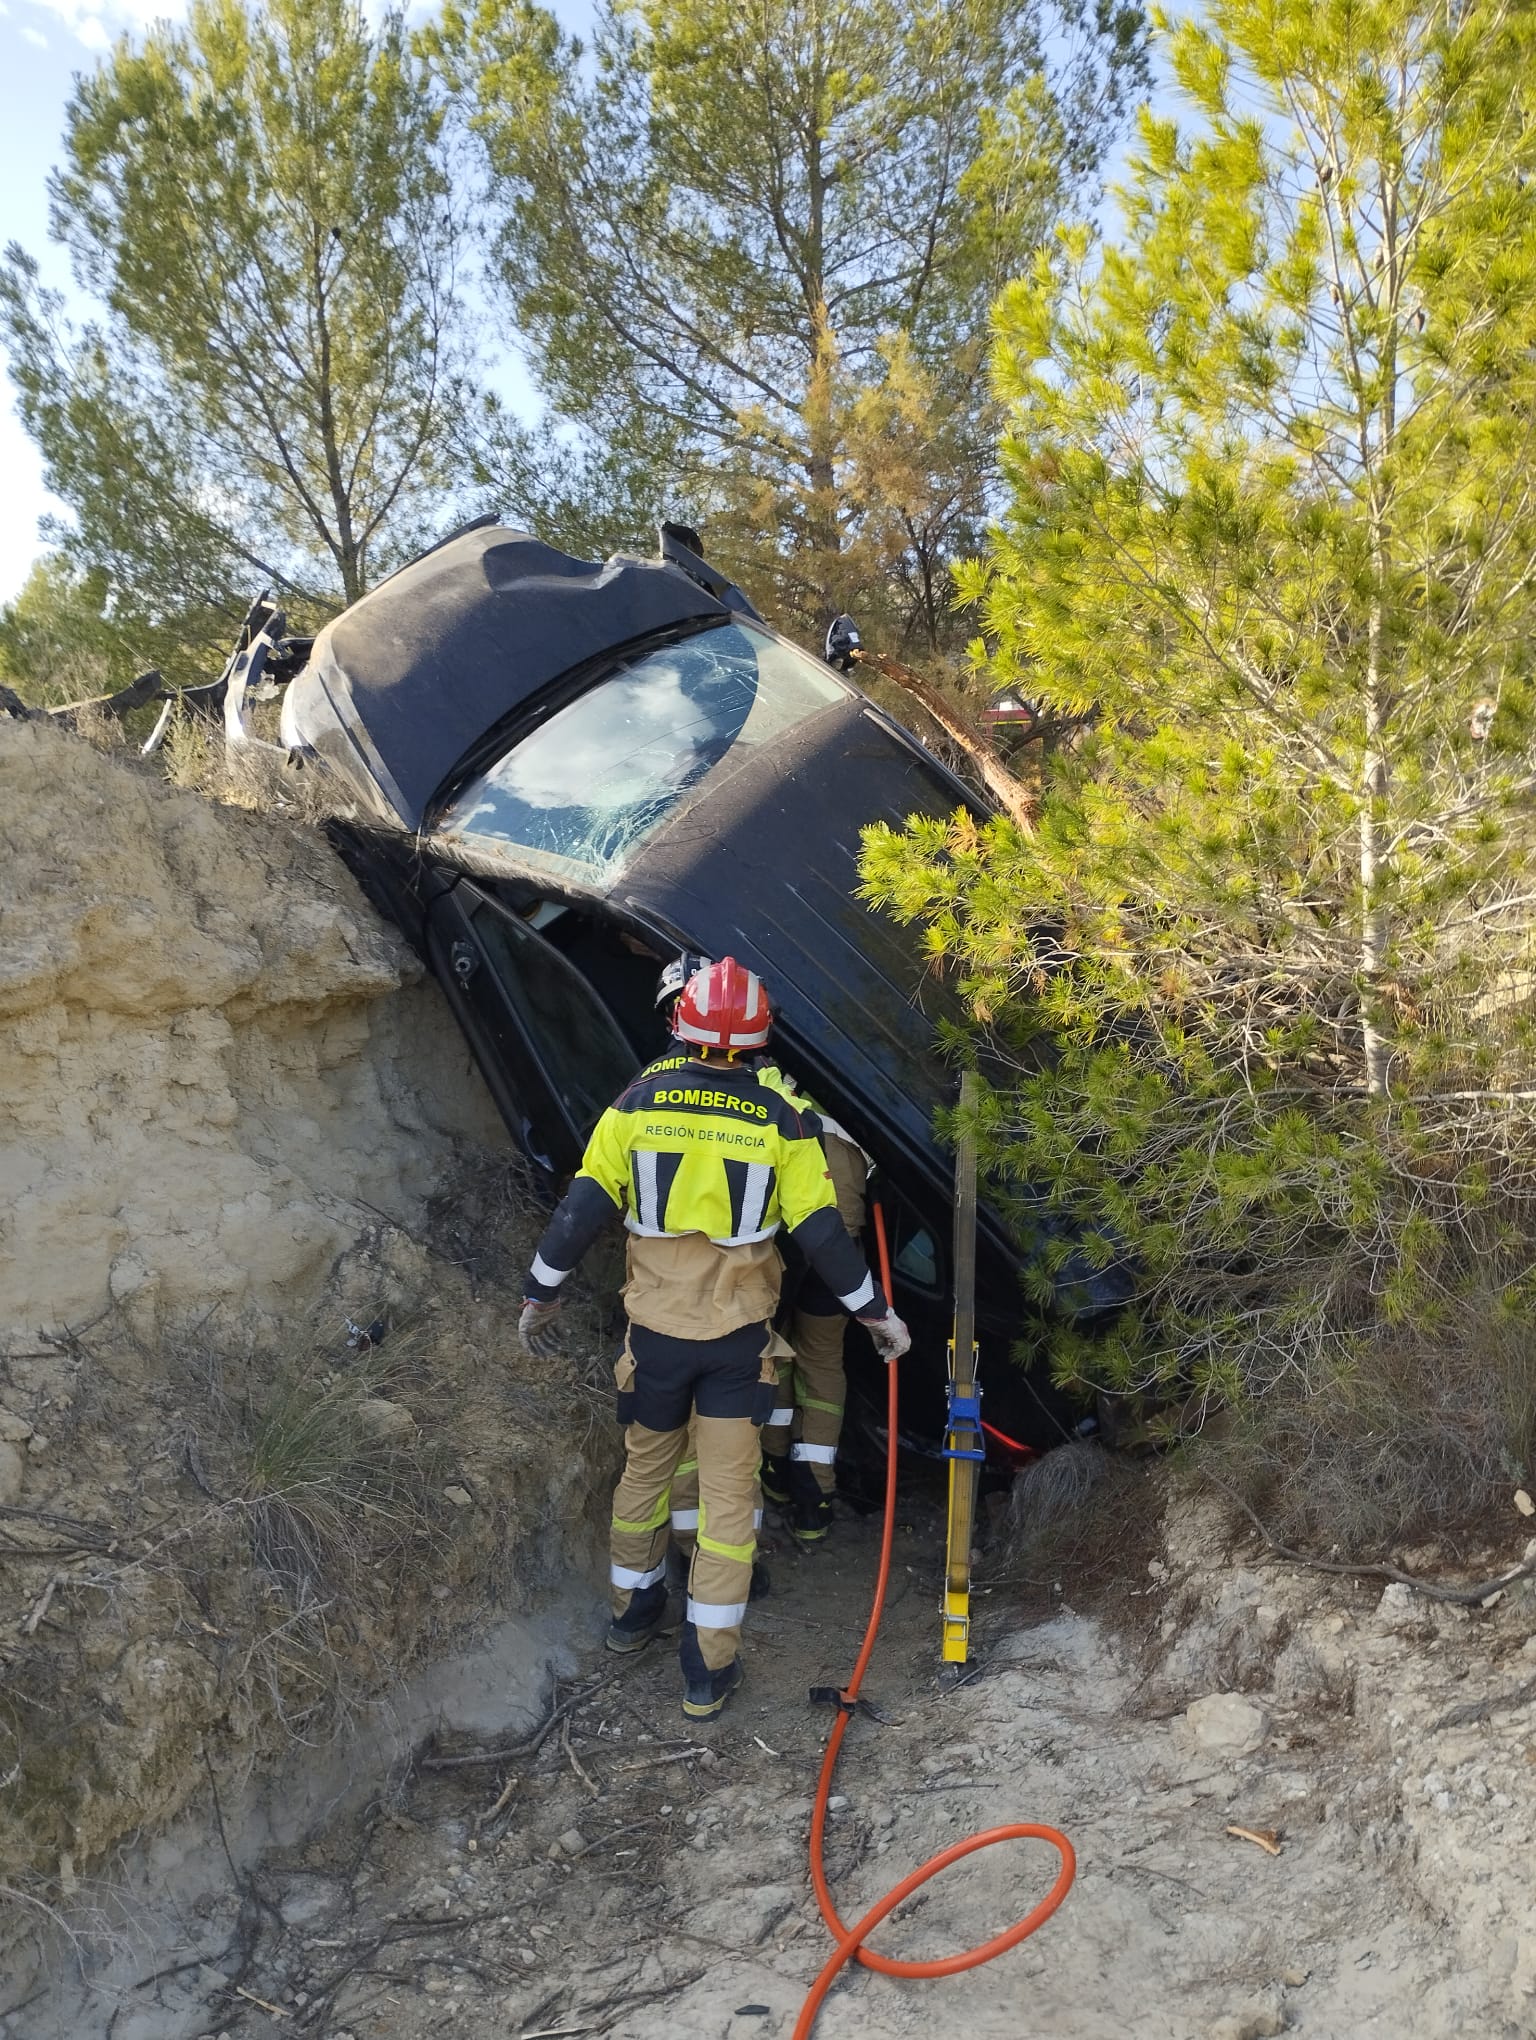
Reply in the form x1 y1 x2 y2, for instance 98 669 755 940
230 1340 454 1605
51 699 128 753
224 741 355 825
985 1441 1160 1627
1002 1438 1120 1547
158 697 351 824
0 1254 609 1899
159 700 215 788
1192 1305 1536 1556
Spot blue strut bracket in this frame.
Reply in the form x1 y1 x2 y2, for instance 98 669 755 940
943 1384 987 1463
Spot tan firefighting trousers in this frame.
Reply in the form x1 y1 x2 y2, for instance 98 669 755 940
762 1308 846 1494
759 1134 867 1494
676 1310 841 1528
668 1422 767 1553
610 1328 785 1670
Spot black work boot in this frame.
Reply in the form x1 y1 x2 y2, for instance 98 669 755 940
605 1579 666 1655
788 1456 834 1545
679 1621 744 1721
759 1452 791 1505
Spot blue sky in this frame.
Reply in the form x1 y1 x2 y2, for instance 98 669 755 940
0 1 105 601
0 0 1165 605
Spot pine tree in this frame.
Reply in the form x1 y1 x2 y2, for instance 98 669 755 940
426 0 1146 652
862 0 1536 1542
0 556 129 707
1 0 473 678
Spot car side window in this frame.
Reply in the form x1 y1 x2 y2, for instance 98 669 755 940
886 1200 944 1298
470 901 639 1139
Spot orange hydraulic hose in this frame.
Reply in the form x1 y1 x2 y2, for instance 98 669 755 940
792 1202 1076 2039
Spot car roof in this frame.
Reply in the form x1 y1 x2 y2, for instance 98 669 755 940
296 524 731 829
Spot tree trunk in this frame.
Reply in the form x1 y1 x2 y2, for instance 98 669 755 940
1360 600 1391 1095
312 236 363 604
801 35 839 589
857 648 1037 835
1358 166 1401 1098
804 306 840 576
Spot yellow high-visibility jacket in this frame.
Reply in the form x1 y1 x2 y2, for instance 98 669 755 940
525 1051 884 1329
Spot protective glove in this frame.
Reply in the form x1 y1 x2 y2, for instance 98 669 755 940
518 1296 564 1358
861 1306 911 1363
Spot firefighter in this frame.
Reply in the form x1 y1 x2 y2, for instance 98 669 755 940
646 953 726 1578
650 960 869 1550
754 1063 870 1546
518 957 909 1720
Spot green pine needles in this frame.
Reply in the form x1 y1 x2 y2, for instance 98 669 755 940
863 0 1536 1545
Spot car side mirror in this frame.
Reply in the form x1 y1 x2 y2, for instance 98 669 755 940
825 614 861 672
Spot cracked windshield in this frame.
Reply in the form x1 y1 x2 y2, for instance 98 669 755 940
436 619 846 879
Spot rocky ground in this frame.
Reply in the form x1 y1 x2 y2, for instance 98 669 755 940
17 1470 1536 2040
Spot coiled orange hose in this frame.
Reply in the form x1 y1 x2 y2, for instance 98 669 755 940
792 1203 1076 2038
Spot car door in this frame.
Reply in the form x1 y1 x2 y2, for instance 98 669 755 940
425 878 640 1180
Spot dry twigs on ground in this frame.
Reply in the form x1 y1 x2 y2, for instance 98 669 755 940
561 1715 599 1797
1430 1673 1536 1733
1211 1479 1536 1605
418 1663 625 1771
1225 1825 1283 1856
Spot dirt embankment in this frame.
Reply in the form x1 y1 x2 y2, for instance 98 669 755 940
0 714 499 1338
0 716 615 2006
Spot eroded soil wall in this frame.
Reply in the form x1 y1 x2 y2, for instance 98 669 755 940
0 715 500 1340
0 718 617 2011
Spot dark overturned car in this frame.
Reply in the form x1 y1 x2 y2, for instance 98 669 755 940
171 518 1128 1459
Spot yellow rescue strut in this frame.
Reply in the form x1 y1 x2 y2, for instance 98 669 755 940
941 1070 984 1663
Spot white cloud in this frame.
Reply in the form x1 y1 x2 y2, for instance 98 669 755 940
21 0 473 53
20 18 46 41
23 0 186 52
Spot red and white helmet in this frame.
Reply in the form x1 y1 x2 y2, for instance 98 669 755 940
674 956 773 1052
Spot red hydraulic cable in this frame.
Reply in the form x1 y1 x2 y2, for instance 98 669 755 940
792 1203 1076 2039
980 1417 1037 1461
